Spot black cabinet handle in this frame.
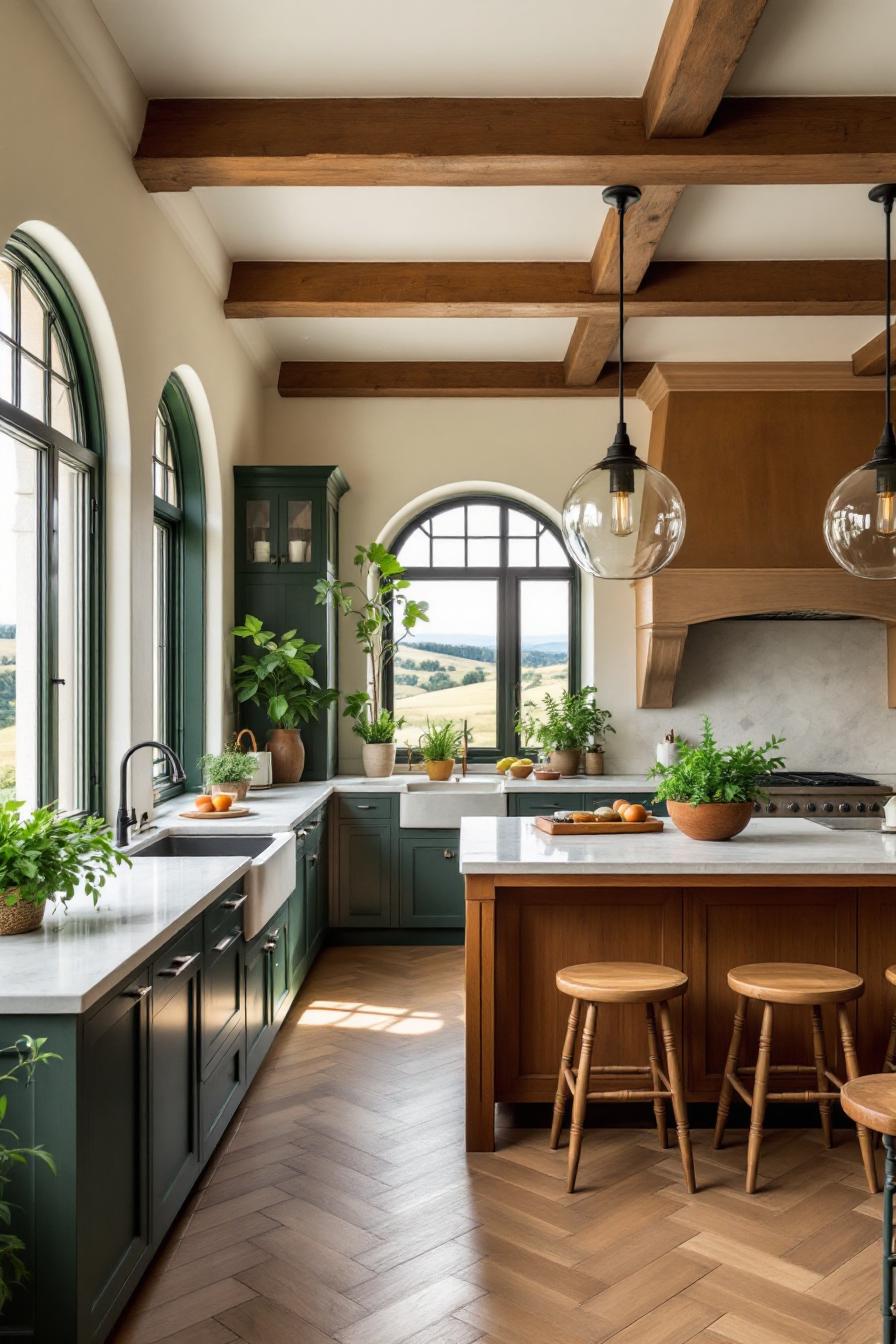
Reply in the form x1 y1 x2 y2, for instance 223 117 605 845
309 855 318 866
443 849 456 860
124 985 152 1000
214 932 240 954
263 939 277 953
222 893 247 910
158 953 199 978
355 804 373 810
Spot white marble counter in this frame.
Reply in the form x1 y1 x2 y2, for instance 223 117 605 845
458 815 896 875
0 856 249 1014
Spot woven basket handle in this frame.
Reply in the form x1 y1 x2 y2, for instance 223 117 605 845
235 728 258 754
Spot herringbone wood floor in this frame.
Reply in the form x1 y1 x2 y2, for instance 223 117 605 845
112 947 884 1344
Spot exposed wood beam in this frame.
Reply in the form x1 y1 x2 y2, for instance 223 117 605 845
590 187 686 293
852 326 891 376
135 97 896 190
226 260 885 319
563 317 620 388
276 361 651 397
643 0 768 138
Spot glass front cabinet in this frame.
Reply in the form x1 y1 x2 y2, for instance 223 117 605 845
240 488 317 572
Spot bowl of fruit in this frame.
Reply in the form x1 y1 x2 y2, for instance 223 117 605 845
496 756 534 779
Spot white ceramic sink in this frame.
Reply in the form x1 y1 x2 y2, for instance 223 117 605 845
400 778 507 829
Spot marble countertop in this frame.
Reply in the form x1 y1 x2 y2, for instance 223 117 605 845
0 856 249 1014
458 815 896 875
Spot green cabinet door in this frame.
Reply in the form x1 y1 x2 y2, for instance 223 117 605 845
245 932 272 1082
336 820 394 927
81 973 151 1338
202 918 244 1069
508 791 584 817
399 832 465 927
270 916 290 1022
200 1021 245 1163
289 841 307 992
150 927 202 1241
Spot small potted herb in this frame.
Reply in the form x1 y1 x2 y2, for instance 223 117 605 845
199 746 259 801
515 687 601 777
649 716 786 841
0 801 129 935
418 719 463 781
583 695 616 777
343 695 406 779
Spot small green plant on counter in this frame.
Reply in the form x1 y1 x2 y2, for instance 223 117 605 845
515 686 602 753
232 615 338 728
0 1036 59 1313
0 801 128 913
342 695 405 745
583 694 616 749
649 716 786 807
418 718 464 762
199 747 258 786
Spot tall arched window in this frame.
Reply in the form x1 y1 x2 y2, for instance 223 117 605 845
152 375 205 796
389 496 578 760
0 234 103 813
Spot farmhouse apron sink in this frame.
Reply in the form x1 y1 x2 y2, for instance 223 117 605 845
400 778 507 829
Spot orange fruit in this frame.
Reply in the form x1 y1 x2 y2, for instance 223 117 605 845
195 800 214 813
196 794 213 808
623 803 648 823
612 799 630 815
212 793 233 812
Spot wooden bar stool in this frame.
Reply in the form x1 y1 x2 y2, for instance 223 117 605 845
841 1076 896 1344
714 962 879 1195
550 961 696 1195
883 966 896 1073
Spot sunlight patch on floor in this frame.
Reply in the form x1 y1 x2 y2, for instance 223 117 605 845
297 999 444 1034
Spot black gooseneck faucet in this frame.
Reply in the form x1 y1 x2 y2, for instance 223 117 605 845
116 741 186 848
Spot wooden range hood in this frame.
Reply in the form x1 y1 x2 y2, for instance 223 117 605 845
634 363 896 708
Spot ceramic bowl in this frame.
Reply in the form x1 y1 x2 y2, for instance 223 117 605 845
533 769 561 781
509 763 533 779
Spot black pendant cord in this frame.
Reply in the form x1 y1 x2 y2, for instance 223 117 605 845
886 192 892 434
870 184 896 462
617 197 625 431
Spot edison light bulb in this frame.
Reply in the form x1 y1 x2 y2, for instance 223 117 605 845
877 490 896 535
562 458 686 580
610 490 633 537
824 460 896 578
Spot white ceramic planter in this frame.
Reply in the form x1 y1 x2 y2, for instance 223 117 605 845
362 742 397 778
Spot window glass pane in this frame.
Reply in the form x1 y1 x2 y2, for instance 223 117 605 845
245 498 271 563
518 580 571 749
467 538 500 567
0 264 12 338
51 377 74 438
153 520 171 777
56 459 88 813
467 503 500 536
0 341 11 403
508 509 537 536
0 429 40 809
396 526 429 567
508 537 537 568
432 538 465 567
538 530 568 567
286 499 312 563
394 578 497 749
49 327 67 377
20 355 45 421
431 506 465 536
20 278 45 358
153 459 166 499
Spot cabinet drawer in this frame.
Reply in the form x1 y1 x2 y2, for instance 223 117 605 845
201 1022 245 1161
204 885 247 950
202 924 244 1069
152 924 202 1015
509 791 584 817
338 793 394 821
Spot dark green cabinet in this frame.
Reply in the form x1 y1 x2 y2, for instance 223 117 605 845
150 926 201 1241
336 820 394 927
245 926 273 1081
289 839 308 991
399 831 464 927
508 789 663 818
234 467 348 780
200 1021 245 1161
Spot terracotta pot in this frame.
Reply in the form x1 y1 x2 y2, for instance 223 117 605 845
584 749 605 777
425 759 454 782
211 781 250 801
267 728 306 784
0 891 46 935
667 800 754 842
362 742 397 779
549 748 581 777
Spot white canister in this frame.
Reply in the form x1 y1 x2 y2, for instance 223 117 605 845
254 539 271 563
249 751 273 790
656 730 679 768
288 539 307 563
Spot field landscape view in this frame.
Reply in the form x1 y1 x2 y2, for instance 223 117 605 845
0 626 15 798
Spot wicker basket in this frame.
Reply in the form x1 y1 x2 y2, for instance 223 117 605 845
0 892 46 935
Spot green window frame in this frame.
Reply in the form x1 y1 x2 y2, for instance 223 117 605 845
386 495 579 762
152 375 206 798
0 233 104 815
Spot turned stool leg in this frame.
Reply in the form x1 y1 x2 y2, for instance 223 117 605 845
885 1007 896 1073
810 1005 834 1150
658 1000 696 1194
567 1002 597 1194
837 1003 879 1194
746 1000 773 1194
550 997 580 1150
883 1135 896 1344
714 994 747 1150
645 1003 668 1151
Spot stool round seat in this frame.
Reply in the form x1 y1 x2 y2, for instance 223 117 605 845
886 964 896 989
841 1074 896 1137
727 962 863 1005
556 962 688 1004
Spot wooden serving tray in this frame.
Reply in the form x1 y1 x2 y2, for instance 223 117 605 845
534 815 664 836
179 806 255 820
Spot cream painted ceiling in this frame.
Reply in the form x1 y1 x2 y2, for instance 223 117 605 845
90 0 896 367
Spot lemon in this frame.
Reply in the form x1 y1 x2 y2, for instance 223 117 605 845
517 757 533 766
496 756 518 773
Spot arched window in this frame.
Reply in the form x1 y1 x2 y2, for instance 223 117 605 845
389 496 578 759
152 375 205 795
0 234 103 813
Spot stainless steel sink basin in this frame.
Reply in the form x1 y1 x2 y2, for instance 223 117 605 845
129 829 296 939
400 778 506 829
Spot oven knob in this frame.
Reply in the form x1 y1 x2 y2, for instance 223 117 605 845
856 802 867 814
871 802 881 813
766 802 777 813
839 802 851 814
753 802 762 813
823 802 834 813
787 802 800 813
806 802 817 813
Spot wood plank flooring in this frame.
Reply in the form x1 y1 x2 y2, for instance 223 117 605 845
112 947 883 1344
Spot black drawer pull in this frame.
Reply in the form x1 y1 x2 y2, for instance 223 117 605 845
263 938 277 953
159 953 199 978
222 893 247 911
443 849 456 860
124 985 152 1000
213 932 240 954
355 803 373 810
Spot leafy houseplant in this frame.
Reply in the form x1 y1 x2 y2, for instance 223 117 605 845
515 686 602 777
417 719 464 781
199 746 258 801
583 695 616 777
0 1036 58 1312
0 801 129 935
315 542 428 778
232 615 338 784
649 716 786 841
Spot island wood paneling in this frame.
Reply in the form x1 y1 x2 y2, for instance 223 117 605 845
856 890 896 1071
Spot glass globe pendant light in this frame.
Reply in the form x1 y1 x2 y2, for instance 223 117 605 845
561 185 686 580
824 184 896 579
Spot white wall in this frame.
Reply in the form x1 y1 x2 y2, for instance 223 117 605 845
0 0 264 815
262 391 896 776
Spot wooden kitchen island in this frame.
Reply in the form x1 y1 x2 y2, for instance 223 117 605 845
461 816 896 1151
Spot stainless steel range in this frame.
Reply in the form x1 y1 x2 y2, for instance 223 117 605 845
756 771 892 818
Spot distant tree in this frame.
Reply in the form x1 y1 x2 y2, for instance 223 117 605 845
413 641 496 664
417 659 442 672
462 668 486 685
424 672 457 692
396 673 419 686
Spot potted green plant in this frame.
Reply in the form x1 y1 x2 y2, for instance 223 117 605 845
582 694 616 777
515 687 600 777
649 716 786 841
232 616 338 783
199 745 259 801
0 1036 58 1310
0 801 129 935
417 719 464 781
315 542 428 778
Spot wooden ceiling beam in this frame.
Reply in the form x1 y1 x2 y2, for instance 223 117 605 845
135 97 896 189
852 326 891 376
226 260 885 319
277 361 651 397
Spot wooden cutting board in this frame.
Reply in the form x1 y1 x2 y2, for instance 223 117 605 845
179 806 255 819
534 815 664 836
